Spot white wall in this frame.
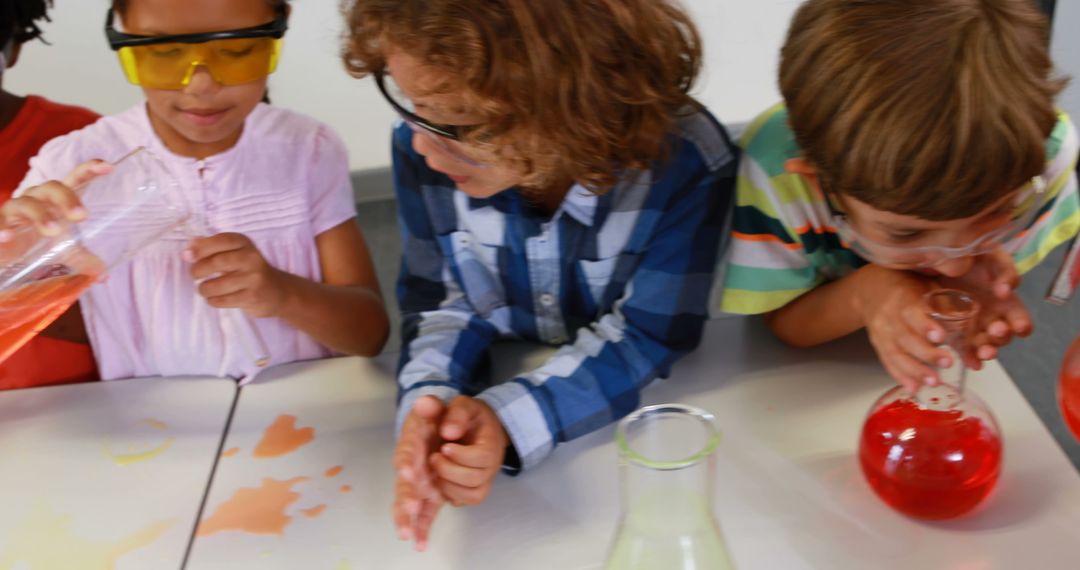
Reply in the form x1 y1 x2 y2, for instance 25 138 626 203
1052 1 1080 119
6 0 794 172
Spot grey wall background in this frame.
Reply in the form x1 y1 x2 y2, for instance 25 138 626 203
1053 1 1080 118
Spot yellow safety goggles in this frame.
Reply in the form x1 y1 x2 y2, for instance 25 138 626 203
105 8 287 90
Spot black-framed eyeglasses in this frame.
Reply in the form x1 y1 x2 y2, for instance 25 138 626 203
104 6 288 90
105 7 287 50
374 68 494 168
374 68 473 141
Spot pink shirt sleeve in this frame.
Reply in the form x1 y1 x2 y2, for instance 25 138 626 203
308 126 357 236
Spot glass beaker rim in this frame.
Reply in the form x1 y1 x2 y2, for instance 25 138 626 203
923 288 979 323
615 403 721 471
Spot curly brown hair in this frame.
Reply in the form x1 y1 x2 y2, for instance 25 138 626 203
780 0 1067 220
342 0 702 192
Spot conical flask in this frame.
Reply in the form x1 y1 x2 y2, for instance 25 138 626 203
1058 335 1080 441
604 403 736 570
859 289 1002 520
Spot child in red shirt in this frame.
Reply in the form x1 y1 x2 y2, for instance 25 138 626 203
0 0 100 389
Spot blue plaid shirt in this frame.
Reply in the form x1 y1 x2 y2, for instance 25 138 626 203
393 107 737 471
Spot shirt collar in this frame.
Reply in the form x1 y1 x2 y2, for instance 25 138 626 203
560 184 598 226
466 183 599 227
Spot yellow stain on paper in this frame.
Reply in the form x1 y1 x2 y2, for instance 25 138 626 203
103 419 175 466
0 501 172 570
105 439 176 466
141 419 168 430
335 560 352 570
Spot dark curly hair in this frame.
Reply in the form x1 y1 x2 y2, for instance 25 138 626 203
1 0 53 47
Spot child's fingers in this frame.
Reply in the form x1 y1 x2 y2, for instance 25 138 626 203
190 249 251 280
412 395 447 421
976 344 997 362
901 304 945 344
986 247 1020 294
22 181 87 222
393 425 428 480
896 332 951 369
1002 302 1033 337
412 494 444 552
440 396 482 441
61 159 113 191
1 197 65 236
885 347 937 391
186 233 249 264
392 477 418 539
197 273 250 300
436 478 490 507
441 442 501 469
430 451 488 488
984 320 1014 344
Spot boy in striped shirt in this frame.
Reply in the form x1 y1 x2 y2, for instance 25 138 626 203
719 0 1079 392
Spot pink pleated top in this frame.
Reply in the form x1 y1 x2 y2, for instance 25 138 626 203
18 103 357 380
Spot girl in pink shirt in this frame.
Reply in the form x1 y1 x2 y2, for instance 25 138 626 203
0 0 389 381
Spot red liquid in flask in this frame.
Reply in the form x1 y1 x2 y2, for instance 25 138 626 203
859 399 1002 520
1060 337 1080 441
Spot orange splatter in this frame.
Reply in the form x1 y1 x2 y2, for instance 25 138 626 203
300 505 327 518
220 447 239 458
197 477 308 537
340 485 353 493
325 466 344 478
252 415 315 458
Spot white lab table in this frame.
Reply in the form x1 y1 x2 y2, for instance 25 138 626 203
184 317 1080 570
0 376 237 570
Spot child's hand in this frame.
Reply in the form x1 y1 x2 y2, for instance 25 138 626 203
429 396 508 507
938 247 1032 366
187 233 287 318
393 396 449 552
856 265 951 393
0 160 111 240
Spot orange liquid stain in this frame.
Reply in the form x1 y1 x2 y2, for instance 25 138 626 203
325 466 344 478
300 504 327 518
220 447 240 458
197 477 308 537
340 485 353 494
252 415 315 458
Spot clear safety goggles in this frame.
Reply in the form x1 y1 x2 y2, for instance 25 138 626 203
828 176 1046 269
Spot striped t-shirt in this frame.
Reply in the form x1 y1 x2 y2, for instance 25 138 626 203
718 102 1080 315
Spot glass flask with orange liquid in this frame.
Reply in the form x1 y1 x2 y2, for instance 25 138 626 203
858 289 1003 520
0 148 272 375
0 148 188 365
604 403 737 570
